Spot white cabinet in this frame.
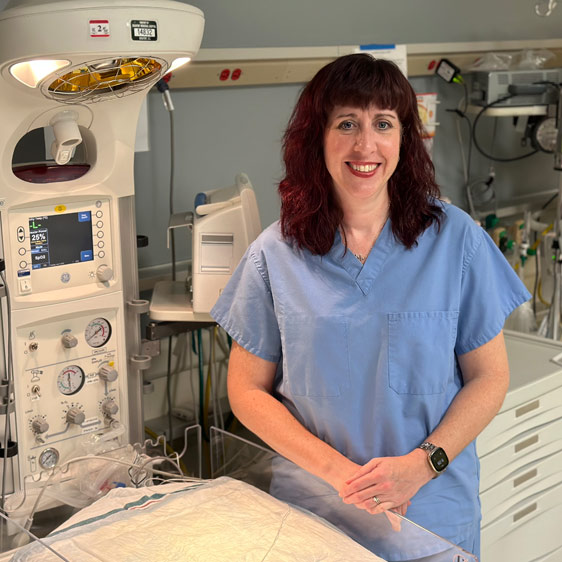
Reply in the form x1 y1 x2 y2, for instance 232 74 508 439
478 331 562 562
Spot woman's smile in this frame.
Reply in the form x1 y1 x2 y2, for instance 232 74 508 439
347 161 380 177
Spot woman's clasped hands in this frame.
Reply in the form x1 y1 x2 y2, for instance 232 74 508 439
339 451 434 518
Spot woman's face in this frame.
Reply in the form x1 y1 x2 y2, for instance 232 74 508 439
323 104 401 207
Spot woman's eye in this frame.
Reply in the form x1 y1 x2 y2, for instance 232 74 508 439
338 120 354 130
377 121 391 130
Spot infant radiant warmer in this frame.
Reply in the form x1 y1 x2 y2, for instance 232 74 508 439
0 0 203 510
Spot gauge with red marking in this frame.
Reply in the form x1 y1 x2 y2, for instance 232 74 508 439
84 317 112 348
57 365 85 395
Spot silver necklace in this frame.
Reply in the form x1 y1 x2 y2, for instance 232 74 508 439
354 251 370 264
351 218 387 264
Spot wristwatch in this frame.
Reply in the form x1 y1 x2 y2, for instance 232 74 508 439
419 442 449 477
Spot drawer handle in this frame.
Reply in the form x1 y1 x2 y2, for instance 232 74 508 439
513 502 537 522
515 400 541 418
515 400 540 418
515 434 539 453
513 468 537 488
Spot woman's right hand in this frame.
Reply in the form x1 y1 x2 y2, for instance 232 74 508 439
338 451 431 515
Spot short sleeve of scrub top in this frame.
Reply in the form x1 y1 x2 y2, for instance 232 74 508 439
455 226 531 355
211 243 281 364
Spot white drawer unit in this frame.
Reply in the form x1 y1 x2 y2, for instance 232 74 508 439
478 331 562 561
480 420 562 495
481 482 562 562
480 449 562 525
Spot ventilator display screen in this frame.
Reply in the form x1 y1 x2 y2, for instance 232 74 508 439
29 212 93 269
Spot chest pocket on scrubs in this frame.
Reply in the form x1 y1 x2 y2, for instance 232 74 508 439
283 316 351 397
388 311 458 394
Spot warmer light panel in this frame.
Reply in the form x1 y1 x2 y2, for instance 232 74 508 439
169 57 191 73
10 60 71 88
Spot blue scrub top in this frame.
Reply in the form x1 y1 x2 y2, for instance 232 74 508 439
211 203 531 560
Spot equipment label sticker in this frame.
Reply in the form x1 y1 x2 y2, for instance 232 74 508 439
131 20 158 41
90 20 110 38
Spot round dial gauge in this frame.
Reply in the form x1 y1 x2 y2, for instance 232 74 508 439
533 117 557 153
39 447 59 469
57 365 85 395
85 317 112 348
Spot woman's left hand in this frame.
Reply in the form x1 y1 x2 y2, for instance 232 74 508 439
339 450 433 514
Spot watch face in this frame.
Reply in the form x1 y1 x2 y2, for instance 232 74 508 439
430 447 449 472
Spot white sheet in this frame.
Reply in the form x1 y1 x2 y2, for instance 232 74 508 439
11 477 384 561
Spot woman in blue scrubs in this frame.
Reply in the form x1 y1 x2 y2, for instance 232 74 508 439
211 54 530 560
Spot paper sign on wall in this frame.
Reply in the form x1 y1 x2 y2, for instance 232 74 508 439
355 44 408 76
416 92 438 158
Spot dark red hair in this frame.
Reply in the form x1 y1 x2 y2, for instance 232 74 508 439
279 53 442 253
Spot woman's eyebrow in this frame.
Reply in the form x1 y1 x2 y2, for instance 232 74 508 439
333 112 398 120
376 113 399 120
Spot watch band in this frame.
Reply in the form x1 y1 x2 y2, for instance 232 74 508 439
419 442 436 453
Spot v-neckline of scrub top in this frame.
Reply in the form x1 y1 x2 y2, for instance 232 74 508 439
329 218 394 296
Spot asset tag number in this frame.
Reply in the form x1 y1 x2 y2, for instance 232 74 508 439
131 20 158 41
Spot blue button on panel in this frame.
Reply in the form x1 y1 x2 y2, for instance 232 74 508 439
78 211 92 222
80 250 93 262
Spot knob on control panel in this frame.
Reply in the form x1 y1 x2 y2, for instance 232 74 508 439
61 333 78 348
96 265 114 282
101 399 119 416
32 418 49 434
66 407 85 425
98 365 118 382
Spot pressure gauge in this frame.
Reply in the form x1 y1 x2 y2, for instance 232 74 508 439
532 116 557 153
39 447 59 469
85 317 112 348
57 365 85 395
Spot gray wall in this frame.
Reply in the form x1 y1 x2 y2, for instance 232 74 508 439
187 0 562 47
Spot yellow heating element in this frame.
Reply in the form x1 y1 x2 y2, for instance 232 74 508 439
48 57 162 96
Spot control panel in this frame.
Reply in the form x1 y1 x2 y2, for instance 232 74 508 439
12 294 129 480
8 198 114 297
